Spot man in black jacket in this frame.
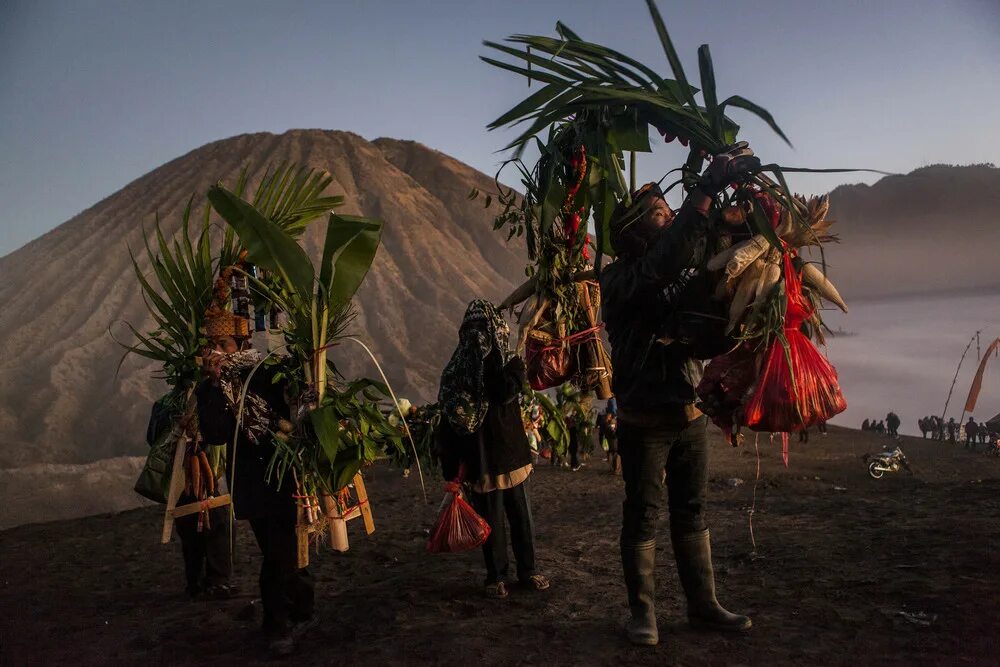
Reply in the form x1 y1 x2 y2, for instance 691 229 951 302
196 337 313 655
600 143 758 646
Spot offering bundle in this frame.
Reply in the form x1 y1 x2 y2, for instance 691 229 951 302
480 2 864 444
695 191 848 442
485 131 614 398
208 180 406 561
122 164 406 557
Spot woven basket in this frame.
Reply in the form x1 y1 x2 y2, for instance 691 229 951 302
205 313 250 339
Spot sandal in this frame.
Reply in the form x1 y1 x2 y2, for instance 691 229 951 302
203 584 239 599
524 574 551 591
485 582 509 599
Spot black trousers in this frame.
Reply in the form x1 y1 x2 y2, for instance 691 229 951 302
619 415 709 545
175 501 232 592
249 515 314 633
469 481 537 585
569 438 581 468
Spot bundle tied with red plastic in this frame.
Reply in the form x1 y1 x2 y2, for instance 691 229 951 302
426 472 491 554
744 252 846 431
698 251 847 440
521 281 612 399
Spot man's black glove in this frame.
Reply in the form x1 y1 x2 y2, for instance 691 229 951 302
697 141 761 195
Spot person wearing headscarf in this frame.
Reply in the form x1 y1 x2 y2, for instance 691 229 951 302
600 143 759 645
438 299 550 599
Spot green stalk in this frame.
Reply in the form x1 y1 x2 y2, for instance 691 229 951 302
310 294 321 399
630 150 637 193
317 299 329 402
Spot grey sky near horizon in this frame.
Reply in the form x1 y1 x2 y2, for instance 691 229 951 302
1 0 998 257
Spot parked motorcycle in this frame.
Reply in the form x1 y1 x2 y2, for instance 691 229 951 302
865 446 911 479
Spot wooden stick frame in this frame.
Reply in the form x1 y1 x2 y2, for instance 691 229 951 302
296 471 375 568
161 430 232 544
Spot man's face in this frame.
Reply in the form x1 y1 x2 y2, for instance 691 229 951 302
641 195 676 232
201 337 237 381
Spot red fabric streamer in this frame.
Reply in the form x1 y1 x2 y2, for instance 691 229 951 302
426 479 491 554
744 253 847 433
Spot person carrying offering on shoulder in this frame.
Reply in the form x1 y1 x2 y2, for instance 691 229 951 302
438 299 550 599
600 143 759 645
196 328 314 657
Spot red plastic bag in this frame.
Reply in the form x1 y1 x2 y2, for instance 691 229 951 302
696 343 760 442
426 480 491 553
524 335 573 391
744 253 847 432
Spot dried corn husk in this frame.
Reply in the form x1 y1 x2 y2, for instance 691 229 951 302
723 235 769 280
754 261 782 302
774 208 795 239
714 275 733 301
780 194 839 248
707 241 741 271
800 263 848 313
721 206 746 226
809 194 830 222
727 259 765 333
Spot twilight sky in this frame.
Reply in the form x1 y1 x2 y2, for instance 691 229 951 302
1 0 998 256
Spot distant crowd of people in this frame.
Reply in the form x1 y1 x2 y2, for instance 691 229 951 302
520 391 621 474
912 414 999 448
861 411 901 438
859 413 1000 452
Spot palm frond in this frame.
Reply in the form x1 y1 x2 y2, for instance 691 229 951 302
119 205 215 388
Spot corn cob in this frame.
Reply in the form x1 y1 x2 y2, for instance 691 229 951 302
801 263 848 312
722 235 770 279
727 258 766 332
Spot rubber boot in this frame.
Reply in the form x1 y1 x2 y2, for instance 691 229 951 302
621 539 658 645
672 529 752 632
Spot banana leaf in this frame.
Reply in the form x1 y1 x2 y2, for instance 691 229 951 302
320 214 384 306
207 186 315 302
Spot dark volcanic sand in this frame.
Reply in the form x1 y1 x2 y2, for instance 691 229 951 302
3 426 1000 665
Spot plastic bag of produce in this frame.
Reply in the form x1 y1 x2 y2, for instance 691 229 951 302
426 479 491 553
696 343 760 441
744 254 846 432
524 329 573 390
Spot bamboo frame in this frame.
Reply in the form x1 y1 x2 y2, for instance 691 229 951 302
499 268 598 310
577 280 613 399
296 471 374 568
160 429 232 544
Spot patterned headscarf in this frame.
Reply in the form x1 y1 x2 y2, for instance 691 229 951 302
438 300 511 435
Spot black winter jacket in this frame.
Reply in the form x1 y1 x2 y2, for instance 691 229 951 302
196 367 294 521
600 204 730 413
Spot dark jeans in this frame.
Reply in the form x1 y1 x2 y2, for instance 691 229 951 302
249 515 314 633
569 438 581 468
619 415 709 545
469 481 537 584
175 501 232 592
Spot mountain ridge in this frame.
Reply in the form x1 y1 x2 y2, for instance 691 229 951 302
0 129 524 467
1 132 996 468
